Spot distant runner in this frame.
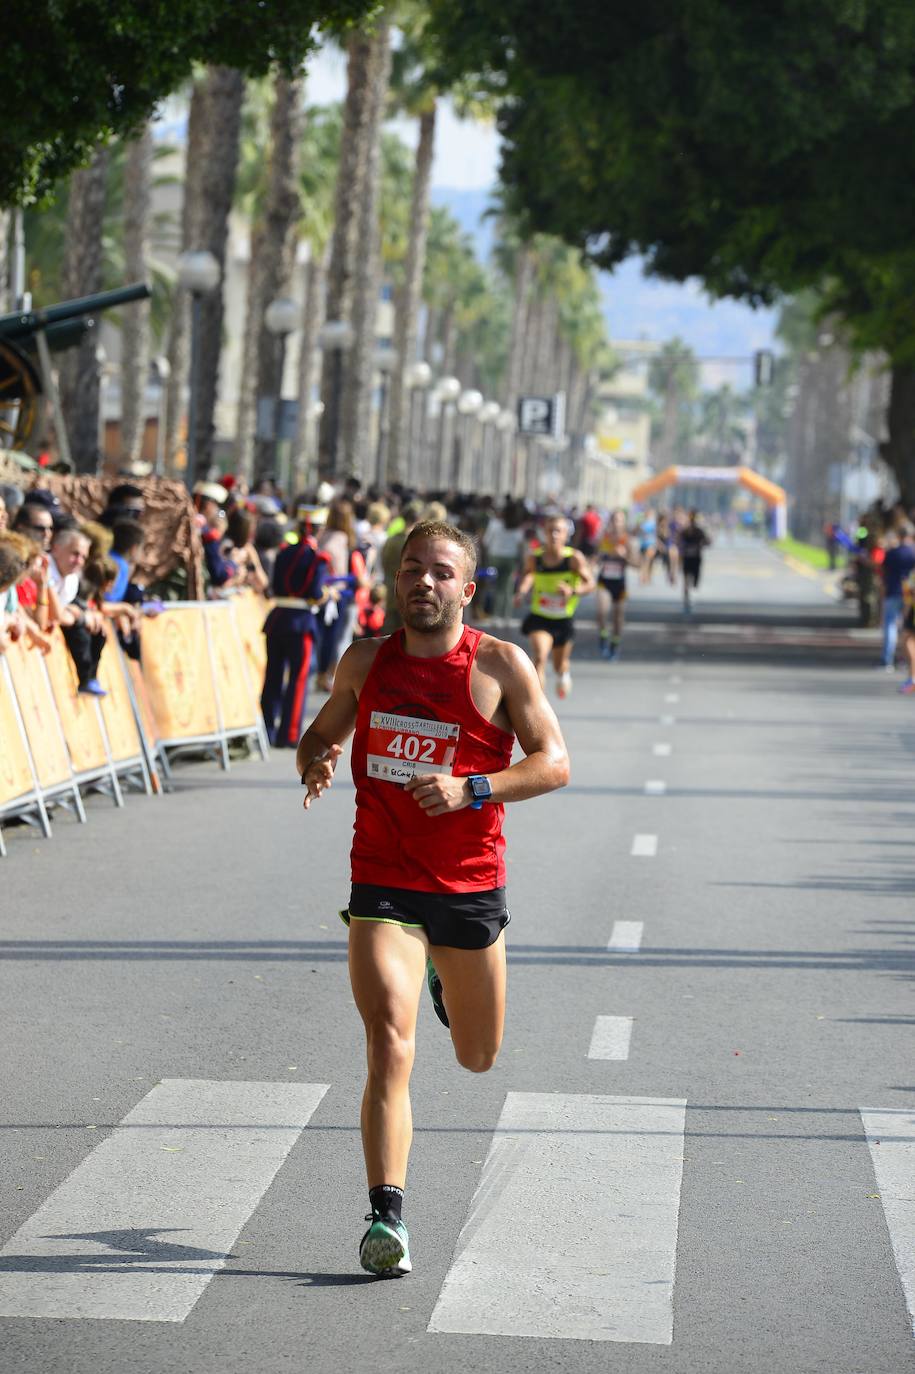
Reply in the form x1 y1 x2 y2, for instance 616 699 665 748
679 509 711 612
296 520 569 1278
595 509 637 660
515 513 595 698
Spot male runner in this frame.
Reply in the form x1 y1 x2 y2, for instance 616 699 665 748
679 509 711 612
296 520 569 1277
595 509 637 660
515 513 595 697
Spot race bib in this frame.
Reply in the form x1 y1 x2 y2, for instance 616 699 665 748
366 711 459 783
600 559 625 579
535 592 568 615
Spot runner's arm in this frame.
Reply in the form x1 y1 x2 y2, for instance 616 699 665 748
491 643 570 801
569 549 596 596
295 640 367 807
514 553 537 602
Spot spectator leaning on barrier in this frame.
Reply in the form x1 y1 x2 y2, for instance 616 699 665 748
0 531 52 653
225 507 270 593
49 526 107 696
261 503 331 749
194 481 237 590
0 538 25 653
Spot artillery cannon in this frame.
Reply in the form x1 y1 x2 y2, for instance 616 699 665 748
0 281 151 451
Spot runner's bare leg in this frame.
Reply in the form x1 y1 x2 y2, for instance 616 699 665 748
527 629 553 686
430 934 507 1072
348 920 427 1188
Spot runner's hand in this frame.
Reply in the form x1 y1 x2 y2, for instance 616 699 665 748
302 744 343 810
404 773 473 816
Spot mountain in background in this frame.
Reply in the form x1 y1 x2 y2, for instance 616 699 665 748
431 185 778 389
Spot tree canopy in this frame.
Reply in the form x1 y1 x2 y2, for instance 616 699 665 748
2 0 377 205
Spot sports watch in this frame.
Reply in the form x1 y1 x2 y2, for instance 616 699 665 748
466 774 493 809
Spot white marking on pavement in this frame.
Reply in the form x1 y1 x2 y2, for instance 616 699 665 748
631 833 658 857
588 1017 633 1060
644 780 667 795
608 921 643 952
664 693 680 704
860 1107 915 1336
428 1092 687 1343
660 715 676 726
0 1079 328 1322
653 743 673 757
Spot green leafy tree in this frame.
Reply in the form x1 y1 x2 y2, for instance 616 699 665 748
3 0 377 205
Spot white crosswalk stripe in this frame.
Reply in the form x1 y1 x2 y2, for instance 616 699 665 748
608 920 644 951
860 1107 915 1337
427 1092 687 1342
0 1080 328 1322
588 1016 633 1060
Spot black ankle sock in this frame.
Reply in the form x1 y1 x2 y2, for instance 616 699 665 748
369 1184 404 1223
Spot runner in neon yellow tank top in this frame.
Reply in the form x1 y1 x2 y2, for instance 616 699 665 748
515 513 595 698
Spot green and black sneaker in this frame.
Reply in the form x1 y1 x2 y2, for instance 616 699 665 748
426 958 449 1028
359 1214 412 1277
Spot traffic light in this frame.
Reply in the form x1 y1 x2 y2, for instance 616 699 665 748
754 349 775 387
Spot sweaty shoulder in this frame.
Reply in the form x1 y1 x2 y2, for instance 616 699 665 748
475 633 536 687
337 635 387 696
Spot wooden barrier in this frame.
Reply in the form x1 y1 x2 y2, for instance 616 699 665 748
231 590 269 686
207 601 268 759
0 657 50 852
43 632 110 779
4 638 86 819
96 625 152 794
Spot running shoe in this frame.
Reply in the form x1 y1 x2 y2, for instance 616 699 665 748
557 670 572 698
898 678 915 694
599 637 612 660
359 1215 412 1277
426 958 449 1027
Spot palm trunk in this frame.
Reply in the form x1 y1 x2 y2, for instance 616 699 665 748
500 246 534 494
59 146 110 472
340 19 392 482
292 252 326 492
880 359 915 507
194 66 245 474
252 72 305 484
120 124 153 466
234 222 265 478
0 209 10 312
164 76 208 474
318 30 376 479
387 101 436 485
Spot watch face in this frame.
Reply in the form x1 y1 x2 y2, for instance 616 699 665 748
470 775 492 799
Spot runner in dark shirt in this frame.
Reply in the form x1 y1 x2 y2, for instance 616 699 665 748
678 511 711 613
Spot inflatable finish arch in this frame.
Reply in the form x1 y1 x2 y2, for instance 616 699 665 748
631 466 787 538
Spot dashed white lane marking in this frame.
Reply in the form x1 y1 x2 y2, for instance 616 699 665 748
664 693 680 704
631 833 658 857
659 714 676 726
644 780 667 795
860 1107 915 1336
0 1079 328 1322
653 743 673 757
588 1017 633 1060
670 675 682 685
608 921 644 952
428 1092 687 1343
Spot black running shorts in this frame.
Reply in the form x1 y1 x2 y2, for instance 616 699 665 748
521 612 575 646
683 556 702 585
345 883 510 950
598 577 626 602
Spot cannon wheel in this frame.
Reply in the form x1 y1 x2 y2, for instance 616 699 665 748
0 339 41 449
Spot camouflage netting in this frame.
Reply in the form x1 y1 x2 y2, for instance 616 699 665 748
1 461 204 600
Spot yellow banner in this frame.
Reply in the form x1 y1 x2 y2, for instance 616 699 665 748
5 639 73 790
231 591 268 686
97 625 143 763
0 661 35 808
43 632 109 775
139 607 218 742
207 604 258 731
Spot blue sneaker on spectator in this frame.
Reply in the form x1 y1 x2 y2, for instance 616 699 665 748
78 678 106 697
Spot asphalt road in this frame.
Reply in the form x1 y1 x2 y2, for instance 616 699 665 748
1 537 913 1373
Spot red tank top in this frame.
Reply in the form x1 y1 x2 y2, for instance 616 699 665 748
350 627 515 893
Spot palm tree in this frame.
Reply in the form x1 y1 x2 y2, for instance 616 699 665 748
58 145 110 472
648 339 700 469
0 211 10 311
120 123 153 467
697 384 749 466
318 21 391 480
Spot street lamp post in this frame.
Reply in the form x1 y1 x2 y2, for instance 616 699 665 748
434 376 461 489
318 319 355 479
373 342 399 486
152 354 171 476
477 401 501 494
177 249 220 490
456 388 483 492
262 296 300 490
404 361 432 489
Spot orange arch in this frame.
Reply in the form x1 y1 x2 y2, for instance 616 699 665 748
631 465 786 507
